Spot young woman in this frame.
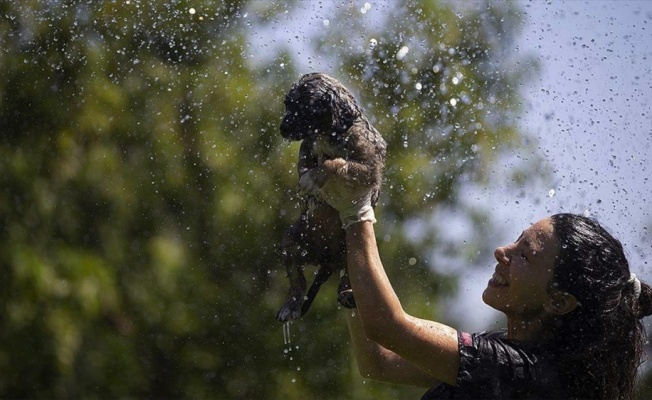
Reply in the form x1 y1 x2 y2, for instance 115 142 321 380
305 167 652 399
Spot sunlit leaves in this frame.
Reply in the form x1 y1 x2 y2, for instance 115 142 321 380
311 2 545 240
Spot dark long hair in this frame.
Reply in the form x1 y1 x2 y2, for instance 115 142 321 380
548 213 652 399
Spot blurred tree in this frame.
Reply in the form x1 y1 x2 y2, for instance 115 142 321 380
0 0 582 399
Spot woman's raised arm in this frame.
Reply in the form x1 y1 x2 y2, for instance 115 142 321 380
345 221 460 386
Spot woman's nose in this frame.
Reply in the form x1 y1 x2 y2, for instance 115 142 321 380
494 246 510 265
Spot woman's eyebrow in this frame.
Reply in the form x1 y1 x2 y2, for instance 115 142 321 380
522 236 545 254
516 231 541 253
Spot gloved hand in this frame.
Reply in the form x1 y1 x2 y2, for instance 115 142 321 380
299 162 376 229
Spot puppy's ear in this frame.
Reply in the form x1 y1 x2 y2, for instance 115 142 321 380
310 93 331 116
329 89 356 133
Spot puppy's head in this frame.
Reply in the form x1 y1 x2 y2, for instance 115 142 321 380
280 72 361 140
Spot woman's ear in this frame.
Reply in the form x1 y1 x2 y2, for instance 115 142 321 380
545 289 578 315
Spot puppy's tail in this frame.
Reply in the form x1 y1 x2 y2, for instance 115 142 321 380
300 267 334 317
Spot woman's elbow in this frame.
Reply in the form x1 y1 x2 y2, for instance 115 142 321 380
356 360 388 382
357 364 377 380
361 312 405 348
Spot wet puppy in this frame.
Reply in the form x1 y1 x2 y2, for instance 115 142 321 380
276 72 386 322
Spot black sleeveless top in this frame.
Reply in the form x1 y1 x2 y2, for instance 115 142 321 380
421 331 567 399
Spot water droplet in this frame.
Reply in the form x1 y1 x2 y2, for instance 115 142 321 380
396 46 409 60
432 63 442 73
283 322 291 347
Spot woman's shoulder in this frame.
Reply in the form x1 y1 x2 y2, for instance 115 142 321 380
469 329 507 340
428 329 567 399
460 329 555 369
422 329 565 399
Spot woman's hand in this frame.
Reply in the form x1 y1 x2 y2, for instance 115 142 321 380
298 159 376 228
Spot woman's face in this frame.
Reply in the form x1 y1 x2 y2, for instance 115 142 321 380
482 218 561 319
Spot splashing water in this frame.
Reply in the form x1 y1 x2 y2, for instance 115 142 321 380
283 322 291 351
282 322 298 384
396 46 409 60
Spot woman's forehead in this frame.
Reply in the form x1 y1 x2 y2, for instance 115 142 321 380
521 219 556 250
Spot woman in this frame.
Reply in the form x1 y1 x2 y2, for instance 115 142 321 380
310 170 652 399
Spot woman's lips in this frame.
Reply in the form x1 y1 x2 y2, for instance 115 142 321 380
488 271 509 288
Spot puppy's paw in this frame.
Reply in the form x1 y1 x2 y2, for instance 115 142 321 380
338 289 356 309
276 299 302 322
298 169 322 196
321 158 347 175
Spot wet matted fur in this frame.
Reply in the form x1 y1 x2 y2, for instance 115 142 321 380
276 72 386 322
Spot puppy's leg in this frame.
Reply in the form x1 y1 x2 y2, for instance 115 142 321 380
337 271 356 309
276 222 308 323
276 258 307 322
300 266 334 317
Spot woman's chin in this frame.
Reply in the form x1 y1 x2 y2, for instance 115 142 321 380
482 286 504 311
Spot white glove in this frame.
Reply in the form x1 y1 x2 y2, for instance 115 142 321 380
299 167 376 229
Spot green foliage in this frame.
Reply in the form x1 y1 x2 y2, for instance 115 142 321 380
0 1 567 399
317 2 539 216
